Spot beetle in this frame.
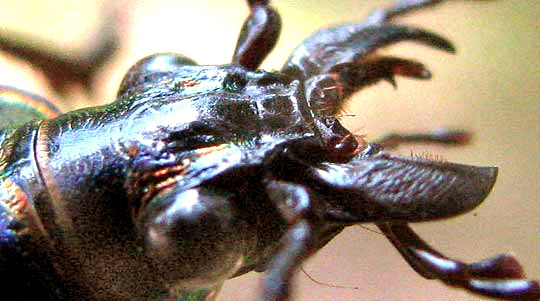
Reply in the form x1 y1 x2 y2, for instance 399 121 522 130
0 0 538 300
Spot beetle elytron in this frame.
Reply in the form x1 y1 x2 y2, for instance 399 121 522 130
0 0 538 300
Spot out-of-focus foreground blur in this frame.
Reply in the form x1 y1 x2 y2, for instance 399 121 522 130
0 1 538 300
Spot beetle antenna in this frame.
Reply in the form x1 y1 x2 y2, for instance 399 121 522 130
300 266 359 290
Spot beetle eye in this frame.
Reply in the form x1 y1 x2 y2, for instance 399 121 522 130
222 73 247 92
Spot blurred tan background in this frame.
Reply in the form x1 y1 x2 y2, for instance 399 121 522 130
0 0 538 300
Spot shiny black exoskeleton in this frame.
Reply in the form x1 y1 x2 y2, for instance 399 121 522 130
0 1 539 300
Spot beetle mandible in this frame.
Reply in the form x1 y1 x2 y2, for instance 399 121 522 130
0 0 538 300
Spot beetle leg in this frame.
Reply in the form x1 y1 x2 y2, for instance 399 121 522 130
372 129 472 150
232 0 281 70
263 180 344 300
263 180 314 300
376 222 540 299
263 220 313 301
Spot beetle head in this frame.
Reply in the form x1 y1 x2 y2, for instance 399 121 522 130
113 54 501 293
117 54 361 163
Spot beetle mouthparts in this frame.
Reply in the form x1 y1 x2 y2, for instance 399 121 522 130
312 152 498 222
